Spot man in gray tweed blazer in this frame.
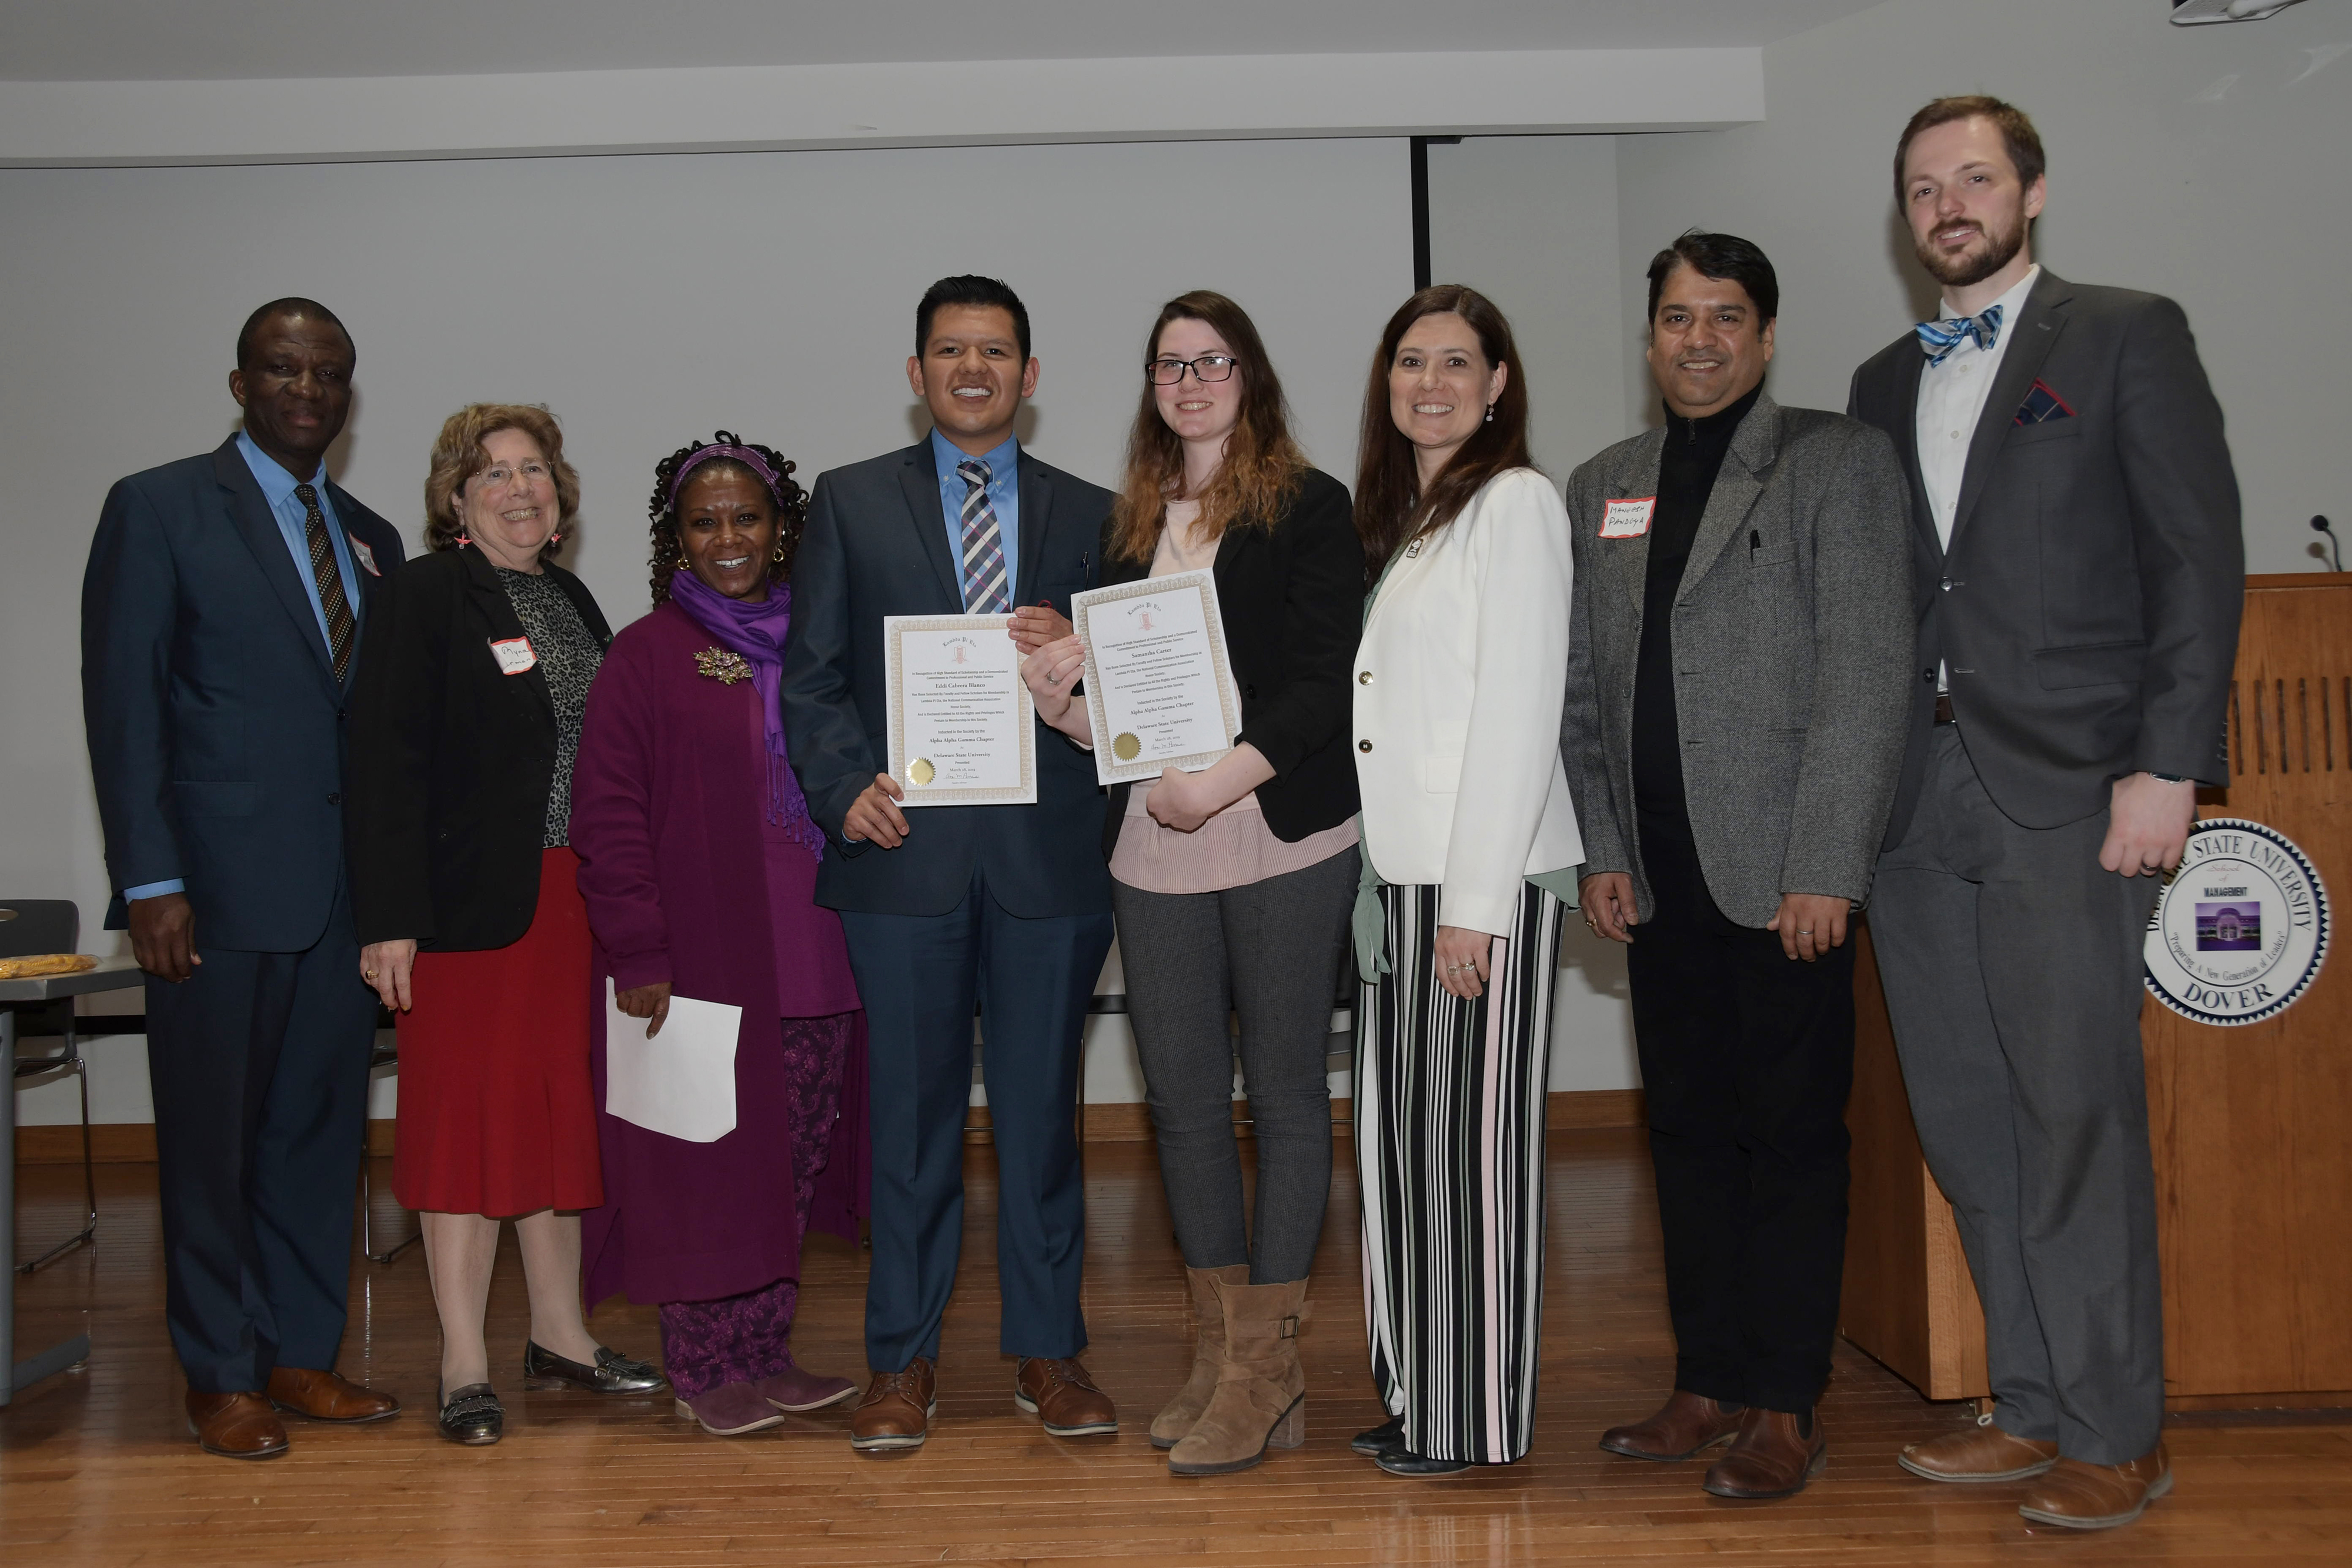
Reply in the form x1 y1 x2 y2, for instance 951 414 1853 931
1561 232 1911 1502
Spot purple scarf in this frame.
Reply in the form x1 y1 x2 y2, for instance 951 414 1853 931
669 567 825 860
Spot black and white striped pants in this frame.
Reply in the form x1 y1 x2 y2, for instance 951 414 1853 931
1354 880 1565 1464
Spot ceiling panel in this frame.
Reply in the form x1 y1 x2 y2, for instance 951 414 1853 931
0 0 1884 81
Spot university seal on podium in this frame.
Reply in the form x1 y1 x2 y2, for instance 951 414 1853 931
2144 817 2329 1027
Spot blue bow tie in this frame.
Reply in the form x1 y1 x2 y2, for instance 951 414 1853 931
1916 305 2003 367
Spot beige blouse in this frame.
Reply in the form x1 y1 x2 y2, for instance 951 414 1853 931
1108 501 1361 895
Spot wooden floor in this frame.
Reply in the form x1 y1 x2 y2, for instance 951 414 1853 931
4 1131 2346 1566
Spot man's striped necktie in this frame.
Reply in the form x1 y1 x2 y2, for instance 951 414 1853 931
955 459 1011 613
294 482 356 681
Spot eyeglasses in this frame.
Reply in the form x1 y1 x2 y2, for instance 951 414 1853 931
475 462 552 488
1145 355 1240 386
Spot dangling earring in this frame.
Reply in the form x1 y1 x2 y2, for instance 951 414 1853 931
771 537 789 566
1484 403 1496 424
547 531 563 545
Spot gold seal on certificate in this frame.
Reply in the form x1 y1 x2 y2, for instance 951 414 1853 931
1069 570 1242 787
883 614 1037 807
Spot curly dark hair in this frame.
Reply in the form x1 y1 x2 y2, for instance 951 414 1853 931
646 432 809 604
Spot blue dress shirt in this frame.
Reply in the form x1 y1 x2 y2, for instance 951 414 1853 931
123 436 367 904
930 428 1020 602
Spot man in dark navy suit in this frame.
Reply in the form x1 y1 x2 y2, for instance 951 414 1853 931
82 299 407 1457
781 276 1116 1452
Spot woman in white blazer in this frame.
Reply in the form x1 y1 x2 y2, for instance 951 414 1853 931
1345 285 1582 1478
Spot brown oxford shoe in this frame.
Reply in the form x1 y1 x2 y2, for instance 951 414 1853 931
850 1358 936 1453
1899 1411 2059 1483
1702 1407 1827 1500
1015 1356 1118 1437
2017 1444 2173 1530
186 1390 290 1459
266 1365 402 1423
1600 1389 1746 1461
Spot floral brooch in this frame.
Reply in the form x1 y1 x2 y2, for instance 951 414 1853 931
694 648 754 685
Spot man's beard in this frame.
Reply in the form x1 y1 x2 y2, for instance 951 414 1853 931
1915 210 2027 289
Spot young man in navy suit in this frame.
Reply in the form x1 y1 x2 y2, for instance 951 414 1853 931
781 276 1117 1452
1847 100 2241 1530
82 299 407 1457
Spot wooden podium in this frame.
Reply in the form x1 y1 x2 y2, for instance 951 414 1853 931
1840 574 2352 1409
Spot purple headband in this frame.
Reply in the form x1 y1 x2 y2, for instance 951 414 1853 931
669 442 787 510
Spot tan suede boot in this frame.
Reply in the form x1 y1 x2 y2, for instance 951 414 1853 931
1151 1264 1251 1449
1167 1276 1308 1476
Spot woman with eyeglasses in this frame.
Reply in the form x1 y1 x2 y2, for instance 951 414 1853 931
1345 285 1581 1477
348 404 663 1446
1017 291 1362 1477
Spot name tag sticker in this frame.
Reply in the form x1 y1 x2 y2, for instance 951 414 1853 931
489 636 538 675
348 535 381 577
1600 497 1657 539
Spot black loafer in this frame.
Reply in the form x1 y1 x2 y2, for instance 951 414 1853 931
1352 1415 1406 1457
1375 1447 1472 1477
522 1341 667 1394
438 1383 503 1445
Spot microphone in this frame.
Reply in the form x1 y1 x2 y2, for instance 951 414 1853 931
2314 515 2343 573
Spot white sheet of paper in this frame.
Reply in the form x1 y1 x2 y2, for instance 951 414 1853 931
602 980 741 1144
1070 570 1242 786
883 613 1038 806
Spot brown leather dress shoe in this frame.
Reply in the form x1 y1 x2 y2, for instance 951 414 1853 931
1015 1356 1118 1437
1702 1407 1827 1499
186 1390 290 1460
2017 1444 2172 1530
266 1366 402 1423
1600 1390 1746 1461
850 1358 936 1453
1899 1411 2059 1483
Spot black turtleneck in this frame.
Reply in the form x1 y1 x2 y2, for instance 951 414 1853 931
1632 382 1763 811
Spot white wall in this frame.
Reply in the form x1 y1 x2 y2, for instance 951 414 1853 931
1614 0 2352 571
2 136 1412 1122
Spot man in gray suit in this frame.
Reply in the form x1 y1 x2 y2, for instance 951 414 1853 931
1564 233 1911 1501
1848 98 2240 1532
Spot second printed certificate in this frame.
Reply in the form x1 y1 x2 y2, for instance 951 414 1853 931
883 614 1037 806
1069 569 1242 787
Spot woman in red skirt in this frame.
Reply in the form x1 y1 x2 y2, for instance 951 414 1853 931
347 403 662 1445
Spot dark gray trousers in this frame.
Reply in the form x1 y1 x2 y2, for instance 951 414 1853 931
1870 726 2164 1464
1111 845 1358 1285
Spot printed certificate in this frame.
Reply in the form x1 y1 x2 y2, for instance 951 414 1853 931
883 613 1037 807
1070 570 1242 787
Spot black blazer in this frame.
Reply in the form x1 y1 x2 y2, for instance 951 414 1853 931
346 546 612 950
780 439 1114 918
1096 467 1364 857
1848 268 2242 843
82 438 406 951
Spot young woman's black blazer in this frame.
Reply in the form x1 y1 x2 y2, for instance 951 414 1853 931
346 546 612 950
1097 466 1365 858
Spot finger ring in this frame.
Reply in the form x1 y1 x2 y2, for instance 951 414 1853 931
1797 929 1813 936
1048 672 1061 684
362 969 376 981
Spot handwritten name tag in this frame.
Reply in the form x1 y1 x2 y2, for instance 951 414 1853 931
1600 497 1657 539
489 636 538 675
348 535 381 577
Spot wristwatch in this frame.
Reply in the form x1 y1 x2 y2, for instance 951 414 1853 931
2149 773 2190 784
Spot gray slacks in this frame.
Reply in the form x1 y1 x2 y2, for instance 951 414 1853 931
1111 845 1357 1285
1869 725 2164 1464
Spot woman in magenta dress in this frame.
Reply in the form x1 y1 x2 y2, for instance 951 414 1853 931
570 433 868 1437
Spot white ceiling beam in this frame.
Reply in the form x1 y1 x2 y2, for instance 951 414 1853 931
0 48 1761 167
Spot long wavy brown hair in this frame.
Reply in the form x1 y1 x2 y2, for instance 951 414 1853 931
1107 291 1306 564
1352 286 1532 580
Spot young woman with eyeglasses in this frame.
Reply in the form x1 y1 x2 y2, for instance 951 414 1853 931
1016 291 1364 1477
